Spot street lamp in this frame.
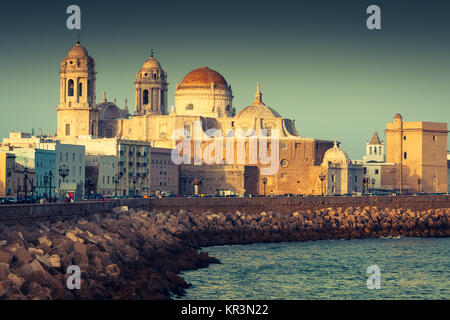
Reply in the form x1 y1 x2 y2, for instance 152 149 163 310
262 177 268 196
318 173 326 196
113 175 121 197
59 165 69 183
363 176 370 194
43 174 49 199
131 174 139 197
371 178 376 192
48 171 53 200
417 178 422 193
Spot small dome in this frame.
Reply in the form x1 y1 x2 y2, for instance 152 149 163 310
394 113 402 119
236 104 281 119
179 67 228 88
141 57 162 71
67 42 89 58
322 141 350 164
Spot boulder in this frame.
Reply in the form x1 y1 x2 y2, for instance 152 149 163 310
38 236 52 248
7 273 25 289
13 246 32 264
105 264 120 278
0 248 12 264
0 263 9 280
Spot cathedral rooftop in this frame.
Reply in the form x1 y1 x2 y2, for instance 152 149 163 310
178 67 228 88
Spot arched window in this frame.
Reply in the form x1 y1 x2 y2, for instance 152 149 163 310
68 79 74 96
143 90 149 105
78 82 82 97
186 104 194 110
88 80 92 97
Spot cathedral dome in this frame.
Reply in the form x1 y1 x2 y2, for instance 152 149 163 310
140 57 162 71
179 67 228 88
322 141 350 164
236 104 281 119
67 42 89 58
236 82 281 119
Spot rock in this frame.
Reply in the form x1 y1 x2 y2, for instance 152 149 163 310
66 231 84 243
0 263 9 279
19 259 46 278
0 248 12 264
47 255 61 269
28 248 44 257
7 273 25 289
13 246 32 264
112 206 128 214
105 264 120 278
38 223 50 233
38 236 52 247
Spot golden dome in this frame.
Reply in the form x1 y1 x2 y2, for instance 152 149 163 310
179 67 228 88
67 42 89 58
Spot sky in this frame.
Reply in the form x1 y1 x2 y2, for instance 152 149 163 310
0 0 449 159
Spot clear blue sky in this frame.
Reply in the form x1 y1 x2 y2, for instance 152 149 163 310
0 0 449 158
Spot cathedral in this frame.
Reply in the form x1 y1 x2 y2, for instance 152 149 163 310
56 42 361 195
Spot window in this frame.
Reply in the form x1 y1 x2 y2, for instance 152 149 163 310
369 147 372 155
78 82 82 97
331 174 335 182
403 136 406 140
363 167 367 174
332 186 335 193
184 123 191 138
355 176 358 182
65 124 70 136
265 127 272 136
281 142 287 150
281 173 287 181
375 169 379 175
403 152 407 160
72 153 75 162
143 90 149 105
280 159 288 168
68 79 74 96
433 135 436 141
186 104 194 110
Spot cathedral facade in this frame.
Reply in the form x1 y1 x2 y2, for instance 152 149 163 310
57 42 355 195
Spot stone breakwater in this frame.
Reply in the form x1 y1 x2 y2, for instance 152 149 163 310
0 205 448 300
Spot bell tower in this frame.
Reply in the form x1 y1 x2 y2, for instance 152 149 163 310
57 41 98 138
135 51 168 116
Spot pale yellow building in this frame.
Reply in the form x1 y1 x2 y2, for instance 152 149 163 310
383 113 448 193
0 152 16 197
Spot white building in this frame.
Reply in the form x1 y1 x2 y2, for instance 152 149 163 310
356 131 395 192
62 136 150 196
86 155 117 195
1 132 85 198
321 141 364 195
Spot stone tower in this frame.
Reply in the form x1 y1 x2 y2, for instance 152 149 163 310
364 131 385 162
57 42 98 137
135 53 168 116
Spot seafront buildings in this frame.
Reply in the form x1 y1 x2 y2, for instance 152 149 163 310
359 114 448 193
0 42 447 198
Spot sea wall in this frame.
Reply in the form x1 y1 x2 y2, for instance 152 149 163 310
0 195 449 222
0 204 448 299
